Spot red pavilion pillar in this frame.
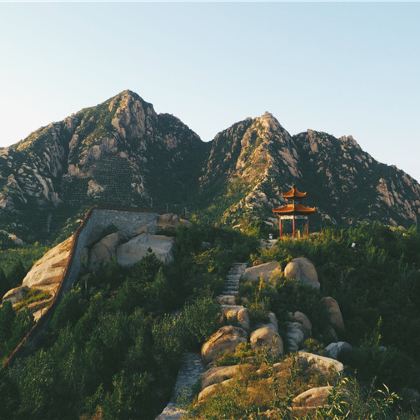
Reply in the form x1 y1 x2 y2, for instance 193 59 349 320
292 215 296 238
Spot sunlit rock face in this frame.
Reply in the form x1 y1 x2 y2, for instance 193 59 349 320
1 90 419 239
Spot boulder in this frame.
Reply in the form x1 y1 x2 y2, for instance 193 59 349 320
0 230 24 247
22 236 74 296
289 311 312 338
297 351 344 374
255 312 279 333
284 257 320 289
250 326 283 358
116 233 174 266
325 342 352 362
157 213 191 230
198 378 234 402
242 261 281 283
201 364 251 389
321 297 345 334
217 295 236 305
237 308 250 331
286 322 305 352
292 386 333 413
201 326 248 363
89 232 121 270
133 222 156 236
221 305 250 331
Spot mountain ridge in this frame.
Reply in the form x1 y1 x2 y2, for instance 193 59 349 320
0 90 419 240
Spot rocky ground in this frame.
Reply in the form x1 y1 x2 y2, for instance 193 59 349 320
158 252 352 418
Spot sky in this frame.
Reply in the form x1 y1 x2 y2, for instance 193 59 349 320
1 3 419 181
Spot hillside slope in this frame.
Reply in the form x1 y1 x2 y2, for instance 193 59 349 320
1 90 419 239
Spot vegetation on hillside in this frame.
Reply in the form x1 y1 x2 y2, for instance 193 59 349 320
0 225 257 419
1 221 420 418
206 222 420 417
251 223 420 391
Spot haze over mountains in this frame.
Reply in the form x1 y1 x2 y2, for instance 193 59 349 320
0 90 419 240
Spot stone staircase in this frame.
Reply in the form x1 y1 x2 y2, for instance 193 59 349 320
156 262 247 419
156 353 204 419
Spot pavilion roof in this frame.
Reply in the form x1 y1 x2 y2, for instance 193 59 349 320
282 185 307 199
273 203 317 215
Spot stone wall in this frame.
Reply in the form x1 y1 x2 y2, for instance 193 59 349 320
60 209 158 294
3 208 158 367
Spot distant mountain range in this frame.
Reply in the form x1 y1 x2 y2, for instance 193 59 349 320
1 90 419 240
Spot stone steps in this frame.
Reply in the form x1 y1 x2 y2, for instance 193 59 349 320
156 353 204 419
156 262 247 419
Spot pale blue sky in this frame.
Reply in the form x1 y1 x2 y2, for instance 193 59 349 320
1 3 419 181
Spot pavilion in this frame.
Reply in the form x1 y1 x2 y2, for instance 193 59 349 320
273 185 316 238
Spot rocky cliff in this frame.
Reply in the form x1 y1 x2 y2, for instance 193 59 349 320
202 114 420 229
1 90 419 239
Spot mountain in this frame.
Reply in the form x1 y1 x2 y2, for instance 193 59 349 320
203 112 420 230
0 90 419 239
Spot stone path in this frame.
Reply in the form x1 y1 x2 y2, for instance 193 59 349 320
156 353 204 419
156 262 247 419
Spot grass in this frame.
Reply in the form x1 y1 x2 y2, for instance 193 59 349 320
14 288 51 312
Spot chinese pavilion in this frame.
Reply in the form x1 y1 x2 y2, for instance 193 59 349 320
272 185 316 238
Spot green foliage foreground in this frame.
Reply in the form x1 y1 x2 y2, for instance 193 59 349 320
0 225 257 420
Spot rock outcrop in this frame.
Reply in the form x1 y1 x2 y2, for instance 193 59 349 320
325 341 352 362
1 90 419 239
321 297 345 335
116 233 174 266
201 364 250 389
89 231 121 270
292 385 332 414
221 305 250 331
242 261 281 283
201 326 248 364
250 325 283 358
284 257 320 289
297 351 344 374
286 322 306 352
1 210 183 328
198 379 234 402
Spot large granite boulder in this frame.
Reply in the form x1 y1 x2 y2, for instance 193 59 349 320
2 236 73 321
286 322 306 352
198 378 234 402
157 213 192 231
116 233 174 266
321 297 345 334
221 305 250 331
292 385 332 414
201 364 251 389
289 311 312 338
89 232 121 270
297 351 344 374
325 341 352 362
22 236 73 295
242 261 281 283
201 326 248 364
284 257 320 289
250 325 283 358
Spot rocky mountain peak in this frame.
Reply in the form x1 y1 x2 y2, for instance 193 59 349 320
0 91 419 240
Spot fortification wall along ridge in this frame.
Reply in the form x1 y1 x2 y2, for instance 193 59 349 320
3 208 159 368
